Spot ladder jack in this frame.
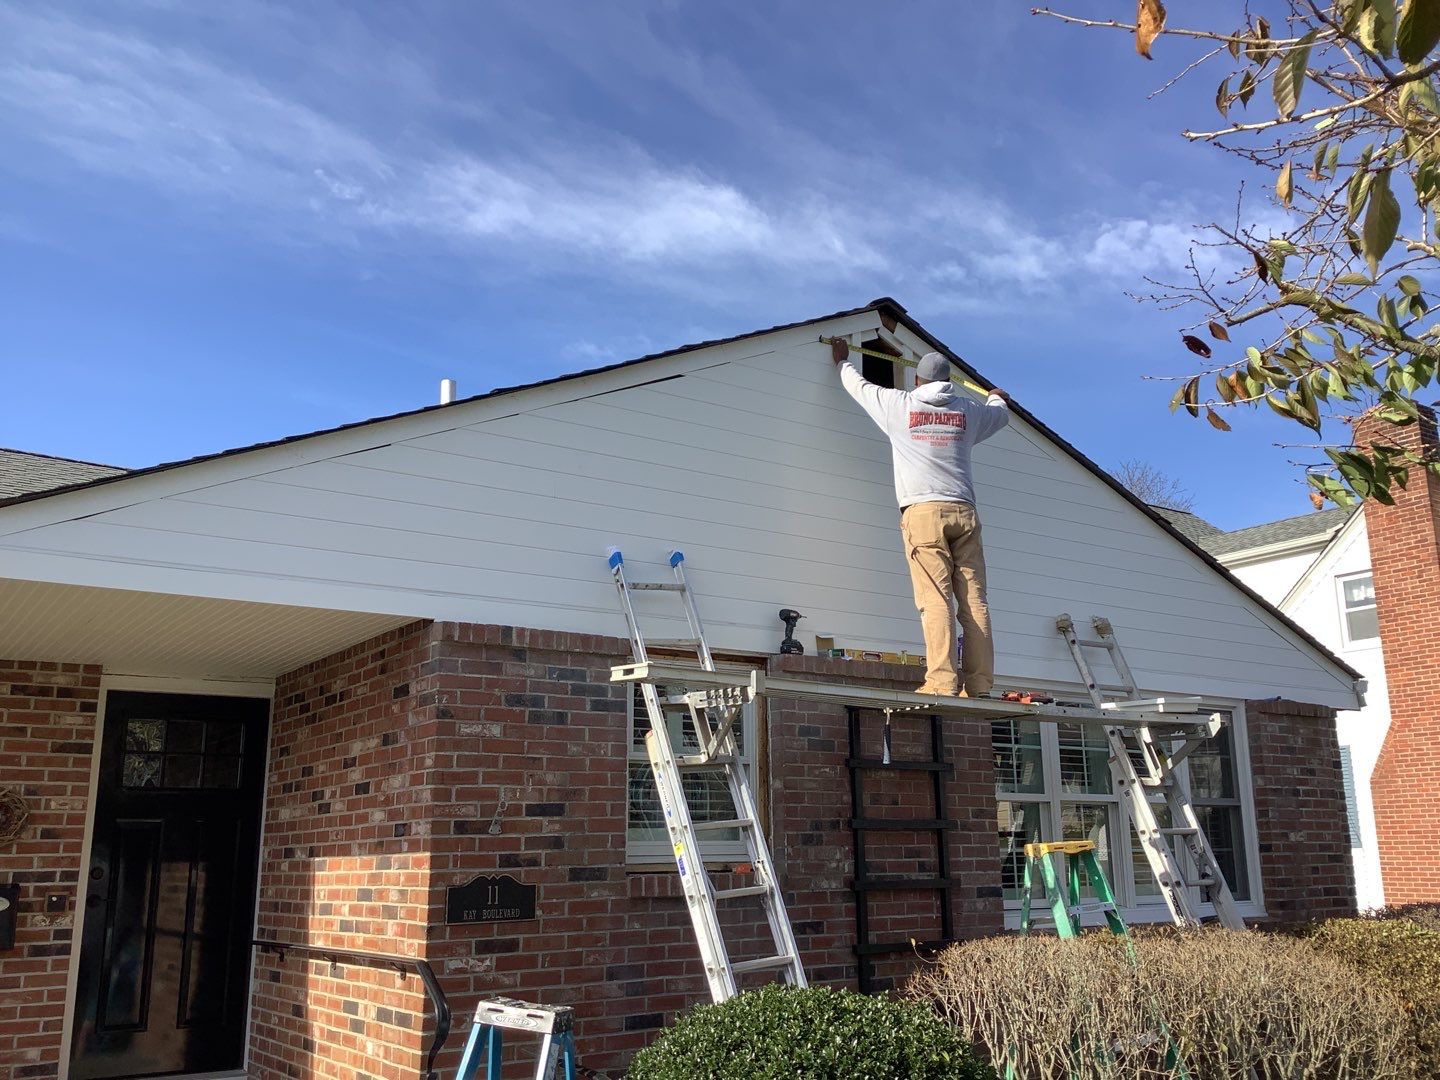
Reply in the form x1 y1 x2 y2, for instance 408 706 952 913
609 549 807 1004
1056 614 1245 930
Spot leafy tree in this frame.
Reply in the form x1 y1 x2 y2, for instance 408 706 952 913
1035 0 1440 505
1115 458 1198 510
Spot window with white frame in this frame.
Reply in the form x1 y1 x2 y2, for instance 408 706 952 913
995 708 1255 913
627 681 757 863
1338 572 1379 645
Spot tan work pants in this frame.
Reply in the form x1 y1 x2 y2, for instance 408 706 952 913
900 501 994 696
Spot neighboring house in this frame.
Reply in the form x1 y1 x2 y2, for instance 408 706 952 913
1167 410 1440 914
1158 505 1386 908
0 299 1362 1080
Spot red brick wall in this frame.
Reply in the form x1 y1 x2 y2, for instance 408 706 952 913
1357 406 1440 903
261 625 1001 1078
251 623 436 1080
0 661 101 1080
1246 698 1357 923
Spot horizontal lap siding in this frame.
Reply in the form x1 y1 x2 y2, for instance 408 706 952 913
0 329 1354 705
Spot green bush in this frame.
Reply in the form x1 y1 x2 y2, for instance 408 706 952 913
905 928 1413 1079
1306 916 1440 1077
625 983 994 1080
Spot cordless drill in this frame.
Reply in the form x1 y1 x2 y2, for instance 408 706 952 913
779 609 804 655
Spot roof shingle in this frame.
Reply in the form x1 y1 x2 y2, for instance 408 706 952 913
0 448 126 499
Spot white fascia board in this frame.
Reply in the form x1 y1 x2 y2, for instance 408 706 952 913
1219 533 1340 569
0 313 885 542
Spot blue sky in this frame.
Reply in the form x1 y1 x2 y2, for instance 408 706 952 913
1 1 1308 529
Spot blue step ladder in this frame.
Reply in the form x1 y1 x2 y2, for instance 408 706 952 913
455 998 578 1080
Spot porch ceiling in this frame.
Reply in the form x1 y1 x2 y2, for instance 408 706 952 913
0 577 416 680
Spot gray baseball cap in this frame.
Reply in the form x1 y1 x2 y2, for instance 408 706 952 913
916 351 950 383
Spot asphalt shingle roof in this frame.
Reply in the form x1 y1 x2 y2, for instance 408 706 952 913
1197 507 1353 557
0 448 126 499
1150 506 1224 545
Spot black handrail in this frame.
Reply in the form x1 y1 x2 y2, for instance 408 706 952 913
253 938 452 1080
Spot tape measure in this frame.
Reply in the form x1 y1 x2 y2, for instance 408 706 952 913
819 336 988 396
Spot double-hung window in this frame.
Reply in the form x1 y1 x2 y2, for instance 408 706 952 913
996 707 1256 916
1338 572 1379 646
626 680 757 863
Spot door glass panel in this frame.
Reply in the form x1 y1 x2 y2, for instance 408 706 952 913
207 722 244 755
167 720 204 753
163 755 203 789
124 754 163 789
125 719 164 752
102 822 161 1031
203 756 242 789
1196 804 1250 901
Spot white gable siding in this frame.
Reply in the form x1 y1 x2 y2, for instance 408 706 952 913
0 316 1358 708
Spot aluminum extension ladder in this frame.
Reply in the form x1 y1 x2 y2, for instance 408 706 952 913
608 548 807 1003
1056 614 1245 930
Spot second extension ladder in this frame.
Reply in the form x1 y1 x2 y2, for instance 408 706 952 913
609 548 807 1003
1056 614 1245 930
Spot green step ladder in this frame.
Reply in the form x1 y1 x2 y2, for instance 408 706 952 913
1014 840 1191 1080
1019 840 1128 943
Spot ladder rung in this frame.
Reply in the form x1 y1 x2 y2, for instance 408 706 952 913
715 884 772 901
694 817 753 832
731 954 797 975
676 755 737 768
1186 875 1217 888
647 638 702 649
850 817 957 831
853 876 953 891
846 757 953 774
855 937 956 957
1158 827 1200 836
627 582 685 591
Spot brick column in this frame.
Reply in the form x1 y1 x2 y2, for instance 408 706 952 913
1355 405 1440 902
1246 697 1356 923
0 661 102 1080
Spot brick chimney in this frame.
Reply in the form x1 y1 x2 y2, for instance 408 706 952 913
1356 404 1440 903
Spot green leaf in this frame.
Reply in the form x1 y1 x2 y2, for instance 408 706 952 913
1363 170 1402 274
1412 77 1440 114
1348 169 1374 224
1326 142 1342 175
1216 75 1233 116
1337 272 1374 285
1399 273 1423 295
1327 366 1351 399
1361 0 1399 57
1273 30 1317 118
1398 0 1440 64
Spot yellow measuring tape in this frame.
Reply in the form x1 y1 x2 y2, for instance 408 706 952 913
818 336 988 396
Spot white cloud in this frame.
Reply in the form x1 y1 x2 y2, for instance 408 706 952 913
0 5 1210 309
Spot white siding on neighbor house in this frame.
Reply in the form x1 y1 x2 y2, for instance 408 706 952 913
1280 512 1388 909
0 314 1358 707
1227 548 1324 606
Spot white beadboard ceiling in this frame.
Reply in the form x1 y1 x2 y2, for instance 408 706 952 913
0 579 415 679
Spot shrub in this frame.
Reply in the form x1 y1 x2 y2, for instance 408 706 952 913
1306 916 1440 1076
904 928 1412 1080
624 983 994 1080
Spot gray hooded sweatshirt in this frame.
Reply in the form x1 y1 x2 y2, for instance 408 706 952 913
839 361 1009 509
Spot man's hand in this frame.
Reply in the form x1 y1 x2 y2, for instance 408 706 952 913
988 387 1011 403
830 338 850 366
